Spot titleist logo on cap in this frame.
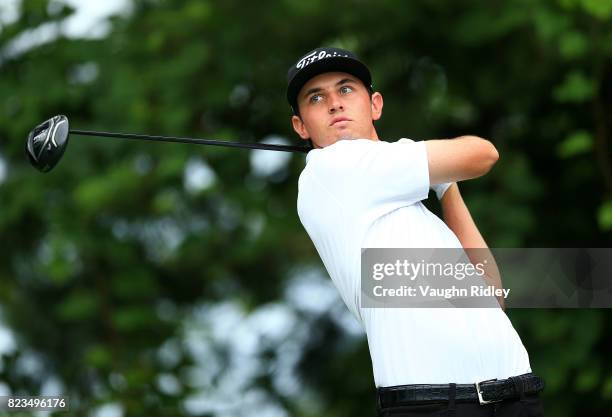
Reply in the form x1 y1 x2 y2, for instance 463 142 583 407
296 49 350 69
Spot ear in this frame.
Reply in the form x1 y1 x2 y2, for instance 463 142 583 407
291 115 310 140
371 92 383 121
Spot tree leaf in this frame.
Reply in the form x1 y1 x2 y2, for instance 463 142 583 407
557 130 593 158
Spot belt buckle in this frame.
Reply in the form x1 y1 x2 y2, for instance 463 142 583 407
475 378 502 405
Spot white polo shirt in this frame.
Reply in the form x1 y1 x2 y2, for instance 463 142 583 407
297 138 532 387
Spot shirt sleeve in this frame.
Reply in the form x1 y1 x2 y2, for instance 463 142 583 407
359 139 430 209
310 139 431 213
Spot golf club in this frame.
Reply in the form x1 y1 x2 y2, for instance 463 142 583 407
26 115 310 173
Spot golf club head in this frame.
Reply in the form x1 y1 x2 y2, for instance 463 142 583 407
26 115 70 172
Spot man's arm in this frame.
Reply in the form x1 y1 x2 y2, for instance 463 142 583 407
440 183 506 310
425 136 499 185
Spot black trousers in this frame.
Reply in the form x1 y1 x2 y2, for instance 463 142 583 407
376 385 545 417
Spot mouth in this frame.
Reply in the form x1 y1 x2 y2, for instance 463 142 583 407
330 117 351 127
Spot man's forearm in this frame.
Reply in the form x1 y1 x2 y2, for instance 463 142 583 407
440 184 505 310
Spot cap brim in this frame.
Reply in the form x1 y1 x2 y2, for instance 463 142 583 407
287 57 372 111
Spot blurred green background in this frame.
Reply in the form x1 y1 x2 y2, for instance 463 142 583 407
1 0 611 416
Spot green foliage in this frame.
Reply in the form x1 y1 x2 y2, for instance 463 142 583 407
557 130 593 158
599 200 612 230
553 71 596 103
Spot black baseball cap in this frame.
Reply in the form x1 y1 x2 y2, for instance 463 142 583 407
286 47 372 115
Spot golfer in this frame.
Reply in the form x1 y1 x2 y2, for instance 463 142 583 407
287 47 545 417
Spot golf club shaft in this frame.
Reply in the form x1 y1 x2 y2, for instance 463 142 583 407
69 129 310 153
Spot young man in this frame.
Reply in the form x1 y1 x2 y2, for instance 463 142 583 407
287 47 546 417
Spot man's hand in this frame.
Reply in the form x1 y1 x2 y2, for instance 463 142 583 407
426 136 499 185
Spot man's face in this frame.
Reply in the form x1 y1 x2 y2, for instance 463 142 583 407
291 72 383 148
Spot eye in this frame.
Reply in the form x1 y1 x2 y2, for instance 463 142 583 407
309 94 324 104
339 85 353 94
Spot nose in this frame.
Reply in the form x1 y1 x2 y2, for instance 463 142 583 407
328 93 344 114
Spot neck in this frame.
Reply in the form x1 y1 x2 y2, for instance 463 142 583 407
313 129 380 149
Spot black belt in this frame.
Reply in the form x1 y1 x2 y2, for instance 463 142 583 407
377 373 545 407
